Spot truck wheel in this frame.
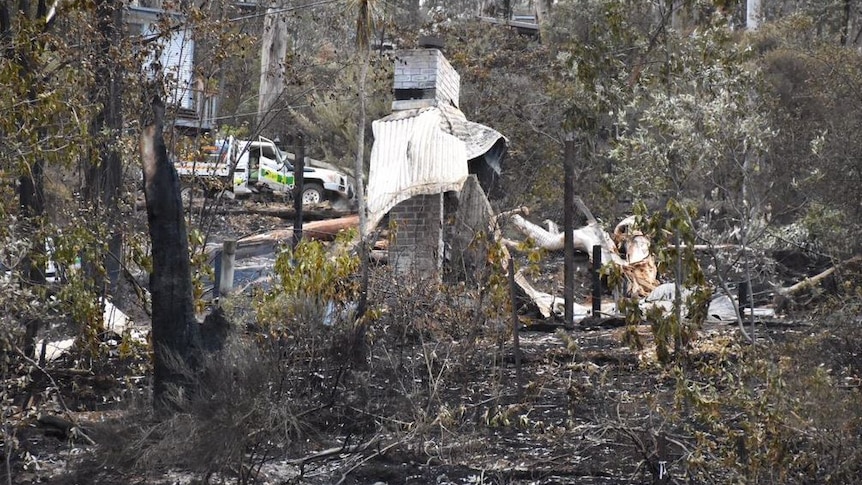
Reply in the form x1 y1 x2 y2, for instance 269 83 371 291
301 183 325 205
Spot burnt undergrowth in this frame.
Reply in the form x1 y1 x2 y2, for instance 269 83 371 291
9 241 862 485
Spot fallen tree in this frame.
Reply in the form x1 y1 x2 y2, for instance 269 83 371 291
500 207 659 298
774 254 862 310
231 215 360 249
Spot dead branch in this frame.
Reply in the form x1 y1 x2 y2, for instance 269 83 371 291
573 196 597 225
776 255 862 297
335 437 406 485
514 269 563 319
490 205 530 233
286 437 381 467
15 347 96 446
670 244 743 251
213 204 352 220
237 215 360 247
508 213 622 264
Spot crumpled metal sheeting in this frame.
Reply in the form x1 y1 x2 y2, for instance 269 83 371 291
366 106 508 233
437 104 506 165
366 107 469 232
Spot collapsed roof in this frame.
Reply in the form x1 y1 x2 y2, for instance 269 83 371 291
366 103 507 232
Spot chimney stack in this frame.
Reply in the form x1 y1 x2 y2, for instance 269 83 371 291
392 37 460 111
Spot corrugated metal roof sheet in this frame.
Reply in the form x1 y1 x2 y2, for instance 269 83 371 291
366 106 506 231
437 104 505 163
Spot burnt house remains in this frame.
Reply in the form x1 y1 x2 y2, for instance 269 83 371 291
366 39 508 283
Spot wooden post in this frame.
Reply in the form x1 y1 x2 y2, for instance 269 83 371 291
592 245 602 314
213 250 222 300
563 137 576 330
293 133 305 249
738 281 751 310
219 239 237 296
508 256 523 397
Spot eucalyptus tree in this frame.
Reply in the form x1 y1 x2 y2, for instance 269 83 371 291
545 0 666 213
258 0 290 129
748 0 762 29
0 0 101 357
756 17 862 254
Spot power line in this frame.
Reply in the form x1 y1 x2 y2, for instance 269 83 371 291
228 0 340 23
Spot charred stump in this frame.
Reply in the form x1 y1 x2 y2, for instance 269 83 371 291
140 98 198 409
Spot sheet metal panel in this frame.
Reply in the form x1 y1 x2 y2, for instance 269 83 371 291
438 105 506 162
367 108 469 231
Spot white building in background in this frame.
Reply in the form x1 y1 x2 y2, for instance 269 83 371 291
126 5 217 132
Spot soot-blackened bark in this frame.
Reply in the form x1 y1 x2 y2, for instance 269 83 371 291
140 98 197 408
85 0 124 297
19 159 45 358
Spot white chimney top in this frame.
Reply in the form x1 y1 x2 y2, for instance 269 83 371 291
392 48 460 111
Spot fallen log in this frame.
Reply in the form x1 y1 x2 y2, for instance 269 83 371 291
507 213 623 265
218 205 354 221
237 214 360 248
774 255 862 309
302 214 360 240
501 208 659 298
513 269 567 319
512 266 619 320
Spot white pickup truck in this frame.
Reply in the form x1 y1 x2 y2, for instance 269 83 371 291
175 136 354 205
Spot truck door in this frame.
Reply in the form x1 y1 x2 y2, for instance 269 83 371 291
248 146 260 183
231 139 251 195
257 137 294 192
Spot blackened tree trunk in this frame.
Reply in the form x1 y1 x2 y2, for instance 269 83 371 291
140 97 198 408
8 0 50 358
85 0 124 301
841 0 851 45
353 0 373 357
19 159 45 358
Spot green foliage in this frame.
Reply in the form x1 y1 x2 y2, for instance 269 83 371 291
0 11 94 172
436 18 563 215
610 20 774 205
215 124 251 139
550 0 655 130
256 231 360 330
662 320 862 482
187 228 212 315
287 55 392 169
753 18 862 251
617 296 645 351
485 239 515 319
55 235 105 355
616 200 711 364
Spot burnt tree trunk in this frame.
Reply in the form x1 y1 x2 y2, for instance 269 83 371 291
19 158 45 358
85 0 124 299
140 98 198 408
17 39 47 359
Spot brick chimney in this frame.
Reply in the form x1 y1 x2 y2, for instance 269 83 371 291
392 37 460 111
